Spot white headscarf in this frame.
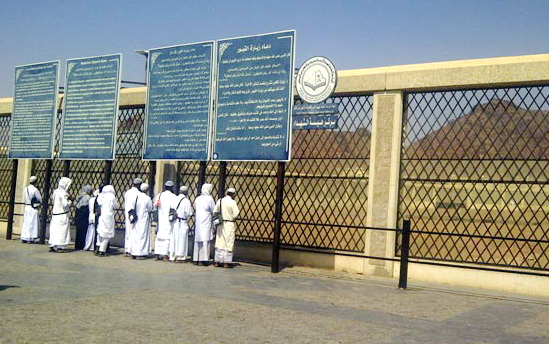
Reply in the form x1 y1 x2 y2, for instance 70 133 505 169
58 177 72 191
97 185 116 205
201 183 212 196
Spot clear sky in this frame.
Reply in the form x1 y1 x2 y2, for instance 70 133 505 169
0 0 548 98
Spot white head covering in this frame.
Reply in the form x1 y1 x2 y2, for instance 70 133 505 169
133 178 143 185
180 185 188 193
227 187 236 194
29 176 37 183
58 177 72 191
201 183 212 196
98 185 115 205
102 185 115 194
140 183 149 192
165 180 174 187
81 185 93 195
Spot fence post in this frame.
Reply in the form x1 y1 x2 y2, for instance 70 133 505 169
103 160 113 186
62 160 71 177
39 159 53 244
398 219 411 289
6 159 19 240
175 161 181 191
148 161 156 198
219 161 227 199
271 161 286 273
198 161 207 192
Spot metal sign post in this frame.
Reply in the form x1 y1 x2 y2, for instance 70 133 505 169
271 161 286 272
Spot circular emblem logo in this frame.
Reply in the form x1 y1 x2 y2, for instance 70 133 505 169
296 57 337 104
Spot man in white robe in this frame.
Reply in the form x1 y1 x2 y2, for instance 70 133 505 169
131 183 152 259
83 189 99 251
48 177 72 252
21 176 41 243
96 185 118 256
123 178 142 256
193 183 215 265
214 187 240 268
169 185 193 262
153 181 176 261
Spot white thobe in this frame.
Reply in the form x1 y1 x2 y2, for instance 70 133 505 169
193 193 215 261
131 192 152 257
153 190 176 256
123 186 140 253
214 196 240 263
83 196 96 251
49 185 71 248
21 185 41 241
96 193 118 240
169 194 193 261
194 194 215 242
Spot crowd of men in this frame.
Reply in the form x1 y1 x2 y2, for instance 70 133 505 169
20 176 240 268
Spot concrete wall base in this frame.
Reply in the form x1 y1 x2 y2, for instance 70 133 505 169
236 241 548 297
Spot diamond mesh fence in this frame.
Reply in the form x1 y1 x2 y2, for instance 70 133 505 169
32 111 65 222
0 115 12 219
399 86 549 270
282 96 372 251
227 161 278 243
112 106 150 228
31 107 150 241
175 95 373 252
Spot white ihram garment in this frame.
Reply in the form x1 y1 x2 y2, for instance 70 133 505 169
193 184 214 262
153 190 176 256
169 194 193 261
21 184 41 241
96 185 118 253
131 191 152 257
83 195 96 251
49 177 72 248
123 186 140 253
214 195 240 263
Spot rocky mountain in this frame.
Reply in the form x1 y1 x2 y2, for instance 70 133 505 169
406 99 549 160
292 127 371 159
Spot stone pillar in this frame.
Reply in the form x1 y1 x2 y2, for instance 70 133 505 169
364 91 403 277
13 159 33 234
154 161 178 194
154 161 165 197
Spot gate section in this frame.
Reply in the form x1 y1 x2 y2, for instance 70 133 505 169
111 106 150 229
399 86 549 271
0 114 11 220
177 161 221 236
228 161 278 243
282 95 373 252
32 111 64 221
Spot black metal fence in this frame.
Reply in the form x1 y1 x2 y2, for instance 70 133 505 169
173 95 373 253
399 85 549 271
31 106 150 244
2 85 547 275
281 96 372 251
0 114 12 220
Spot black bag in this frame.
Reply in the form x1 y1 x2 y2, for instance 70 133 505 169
168 208 177 222
94 197 101 217
27 188 41 209
169 198 185 222
127 195 139 223
212 198 223 226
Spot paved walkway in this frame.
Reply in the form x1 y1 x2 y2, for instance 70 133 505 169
0 239 547 344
